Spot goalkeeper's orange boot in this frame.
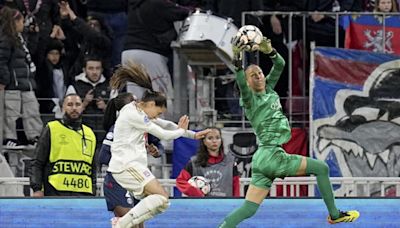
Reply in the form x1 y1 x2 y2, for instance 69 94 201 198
327 210 360 224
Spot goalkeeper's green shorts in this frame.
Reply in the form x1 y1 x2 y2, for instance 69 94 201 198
250 145 303 189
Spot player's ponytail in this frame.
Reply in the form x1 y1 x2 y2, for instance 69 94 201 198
110 61 167 108
110 61 153 91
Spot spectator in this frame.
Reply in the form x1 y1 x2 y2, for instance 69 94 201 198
59 1 113 79
30 93 97 196
122 0 191 118
260 1 305 104
35 38 71 118
5 0 62 67
340 0 364 11
72 56 110 144
64 0 87 18
306 0 342 48
0 7 42 149
86 0 128 67
374 0 398 12
176 127 240 197
205 0 263 27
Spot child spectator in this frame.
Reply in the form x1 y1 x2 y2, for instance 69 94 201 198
176 127 240 197
0 7 43 149
35 38 71 120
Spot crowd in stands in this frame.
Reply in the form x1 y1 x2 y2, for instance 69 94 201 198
0 0 399 198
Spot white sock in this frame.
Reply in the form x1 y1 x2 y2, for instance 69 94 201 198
118 194 169 227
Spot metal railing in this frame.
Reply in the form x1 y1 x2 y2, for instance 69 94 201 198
180 11 400 128
1 176 399 197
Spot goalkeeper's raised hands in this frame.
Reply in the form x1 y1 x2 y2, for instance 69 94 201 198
231 36 246 69
259 37 272 54
259 37 277 57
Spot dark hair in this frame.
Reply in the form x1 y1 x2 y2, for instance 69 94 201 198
103 92 134 131
45 38 64 54
110 61 167 108
86 12 114 40
83 55 103 68
62 93 81 105
194 127 224 167
141 90 167 108
0 7 23 47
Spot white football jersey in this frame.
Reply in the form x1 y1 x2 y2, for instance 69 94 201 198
108 102 195 172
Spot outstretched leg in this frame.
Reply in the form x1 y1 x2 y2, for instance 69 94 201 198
296 157 340 218
219 184 269 228
113 177 170 228
296 156 359 223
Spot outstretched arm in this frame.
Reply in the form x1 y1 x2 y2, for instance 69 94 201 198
232 42 253 108
145 122 185 141
258 38 285 89
153 116 211 139
153 116 195 138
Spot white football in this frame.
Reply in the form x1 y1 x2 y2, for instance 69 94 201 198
188 176 211 195
235 25 263 51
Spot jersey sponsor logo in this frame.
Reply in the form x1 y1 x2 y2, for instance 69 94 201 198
51 160 92 176
271 99 282 110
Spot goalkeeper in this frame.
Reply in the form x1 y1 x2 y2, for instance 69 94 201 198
218 37 360 227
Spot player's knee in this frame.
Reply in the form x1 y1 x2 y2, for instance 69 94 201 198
317 160 329 176
156 195 170 213
147 194 169 214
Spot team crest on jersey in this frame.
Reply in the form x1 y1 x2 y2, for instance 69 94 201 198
144 116 150 124
106 132 113 140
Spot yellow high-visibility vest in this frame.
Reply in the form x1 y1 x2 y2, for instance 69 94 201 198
47 121 96 194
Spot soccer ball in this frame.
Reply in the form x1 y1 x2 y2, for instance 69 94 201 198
188 176 211 195
235 25 263 51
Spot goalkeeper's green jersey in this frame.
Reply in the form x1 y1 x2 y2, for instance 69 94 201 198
236 54 291 146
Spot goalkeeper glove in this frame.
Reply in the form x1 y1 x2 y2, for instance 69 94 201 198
231 35 246 70
259 37 277 57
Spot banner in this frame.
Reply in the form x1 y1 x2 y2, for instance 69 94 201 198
342 15 400 54
311 47 400 196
